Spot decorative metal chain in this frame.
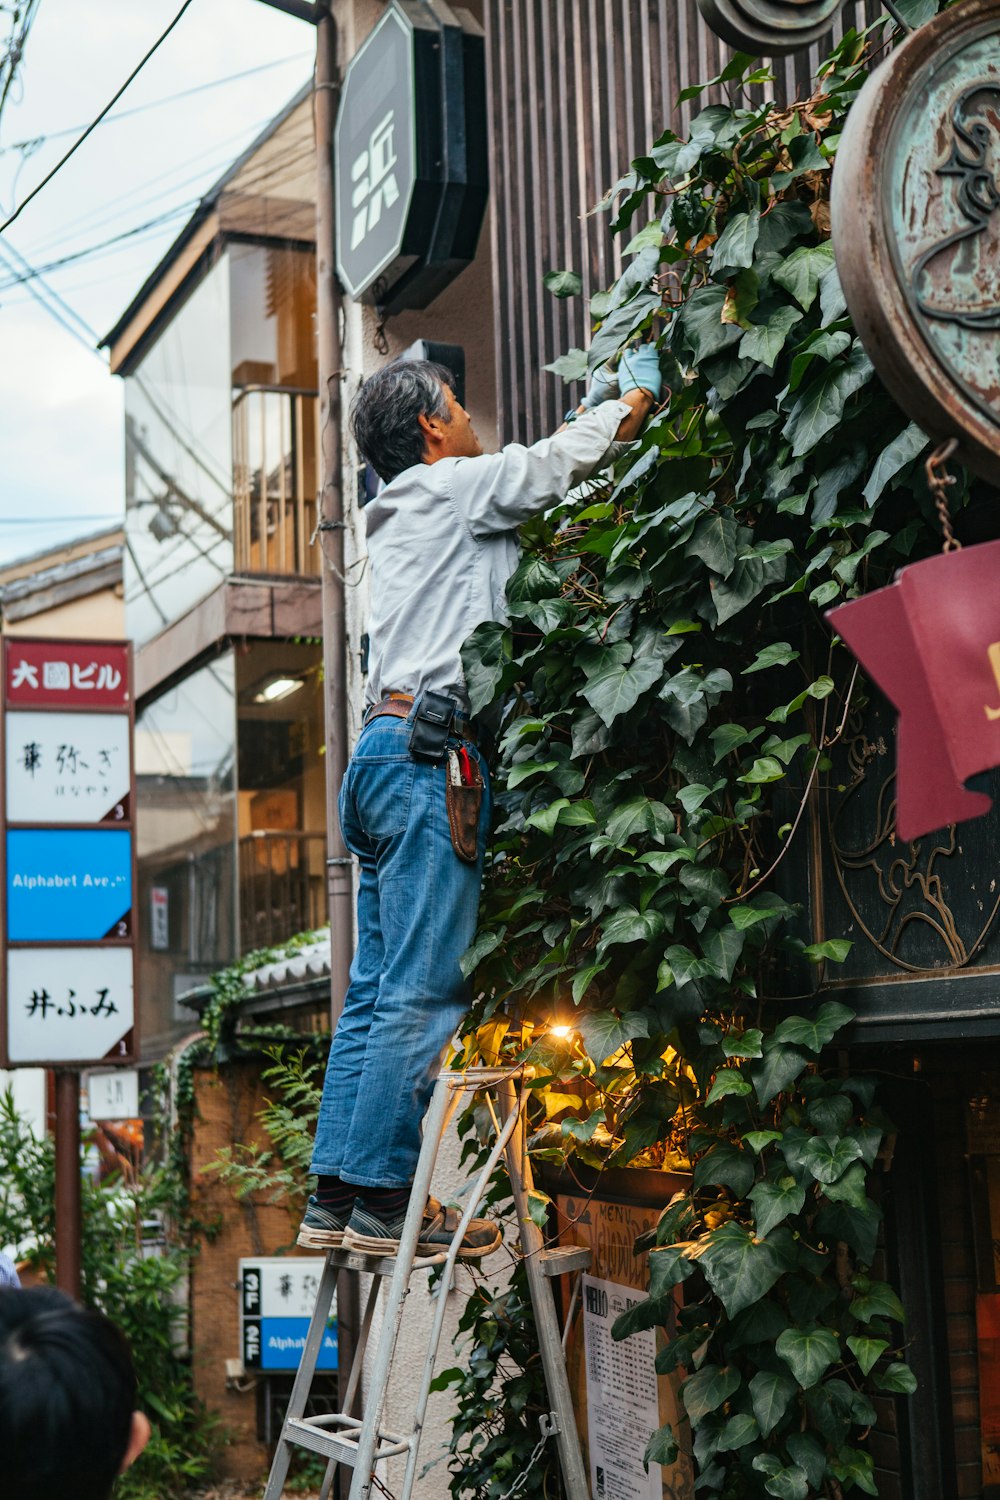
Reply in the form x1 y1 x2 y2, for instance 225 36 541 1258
496 1422 555 1500
925 437 962 553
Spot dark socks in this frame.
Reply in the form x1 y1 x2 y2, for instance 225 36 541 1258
359 1183 412 1222
314 1175 357 1215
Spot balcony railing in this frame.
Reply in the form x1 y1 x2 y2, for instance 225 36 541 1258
232 386 321 577
238 831 326 953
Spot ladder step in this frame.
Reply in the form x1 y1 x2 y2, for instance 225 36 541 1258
285 1414 413 1465
539 1246 592 1277
327 1246 447 1276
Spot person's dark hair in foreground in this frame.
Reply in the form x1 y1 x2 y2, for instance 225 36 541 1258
0 1286 150 1500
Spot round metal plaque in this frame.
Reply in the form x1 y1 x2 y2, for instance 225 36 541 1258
695 0 846 55
833 0 1000 484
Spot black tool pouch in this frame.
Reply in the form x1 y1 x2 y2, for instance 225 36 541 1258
408 690 457 763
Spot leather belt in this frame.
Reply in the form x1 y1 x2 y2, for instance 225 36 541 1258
363 693 479 745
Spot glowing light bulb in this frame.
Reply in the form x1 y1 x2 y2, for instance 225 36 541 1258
550 1024 572 1038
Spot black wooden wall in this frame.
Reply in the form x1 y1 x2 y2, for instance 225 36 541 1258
483 0 882 444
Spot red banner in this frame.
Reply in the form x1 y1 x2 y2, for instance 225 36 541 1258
4 640 130 710
828 540 1000 840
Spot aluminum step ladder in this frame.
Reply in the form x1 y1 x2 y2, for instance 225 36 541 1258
262 1066 592 1500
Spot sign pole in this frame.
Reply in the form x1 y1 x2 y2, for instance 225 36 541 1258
54 1068 81 1298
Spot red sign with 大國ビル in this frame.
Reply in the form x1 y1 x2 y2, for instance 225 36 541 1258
3 640 130 709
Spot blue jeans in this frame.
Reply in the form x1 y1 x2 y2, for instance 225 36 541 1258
310 717 491 1188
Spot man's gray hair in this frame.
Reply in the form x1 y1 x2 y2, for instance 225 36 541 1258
350 358 454 484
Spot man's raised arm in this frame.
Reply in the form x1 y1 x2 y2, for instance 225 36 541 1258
452 348 660 537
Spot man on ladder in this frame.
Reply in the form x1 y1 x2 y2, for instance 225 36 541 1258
297 349 660 1261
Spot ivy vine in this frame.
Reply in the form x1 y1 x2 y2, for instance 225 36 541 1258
456 14 969 1498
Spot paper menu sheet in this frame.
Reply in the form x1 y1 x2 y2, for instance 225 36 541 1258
582 1273 663 1500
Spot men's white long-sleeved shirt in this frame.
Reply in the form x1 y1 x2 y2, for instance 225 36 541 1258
362 399 630 714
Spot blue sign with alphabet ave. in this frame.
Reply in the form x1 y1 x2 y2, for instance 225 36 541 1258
6 828 132 941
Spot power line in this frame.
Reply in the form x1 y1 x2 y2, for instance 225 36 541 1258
0 513 121 524
0 52 308 155
0 0 198 234
0 137 314 292
0 240 99 353
0 200 200 289
0 0 41 130
21 115 279 258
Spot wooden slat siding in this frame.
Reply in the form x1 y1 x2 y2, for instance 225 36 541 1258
930 1069 983 1500
484 0 882 445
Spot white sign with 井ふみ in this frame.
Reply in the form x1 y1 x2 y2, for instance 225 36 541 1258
6 947 134 1066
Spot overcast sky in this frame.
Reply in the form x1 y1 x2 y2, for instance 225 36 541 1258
0 0 315 566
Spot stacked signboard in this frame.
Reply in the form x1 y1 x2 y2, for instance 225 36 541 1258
1 638 137 1068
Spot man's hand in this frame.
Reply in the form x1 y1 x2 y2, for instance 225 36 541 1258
578 362 620 410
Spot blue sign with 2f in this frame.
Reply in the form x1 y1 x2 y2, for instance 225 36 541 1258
6 828 132 941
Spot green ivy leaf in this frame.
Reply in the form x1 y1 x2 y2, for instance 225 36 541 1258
803 936 851 960
785 1432 828 1490
749 1174 806 1238
851 1278 905 1326
775 1325 840 1388
582 649 665 726
460 623 513 716
739 756 786 784
738 305 803 369
682 1364 742 1422
772 243 836 310
694 1142 755 1198
598 905 667 954
874 1361 917 1394
686 512 741 577
822 1161 870 1209
749 1369 798 1437
743 1129 782 1153
713 208 761 274
696 1221 792 1317
702 923 745 980
799 1134 864 1185
743 642 799 675
680 284 742 362
460 928 503 979
846 1335 889 1377
525 798 570 835
862 421 928 504
543 269 583 298
723 1028 763 1059
707 1069 754 1104
643 1423 679 1469
716 1412 759 1451
571 962 605 1005
542 347 589 382
576 1010 649 1064
710 722 758 761
829 1445 879 1496
751 1042 808 1107
648 1244 695 1296
772 1001 855 1052
729 897 795 929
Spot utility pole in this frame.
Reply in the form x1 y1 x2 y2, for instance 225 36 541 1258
313 1 354 1028
249 0 352 1027
251 2 357 1452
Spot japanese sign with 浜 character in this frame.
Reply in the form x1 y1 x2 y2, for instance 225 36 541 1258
239 1258 337 1372
6 711 130 823
2 637 136 1068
